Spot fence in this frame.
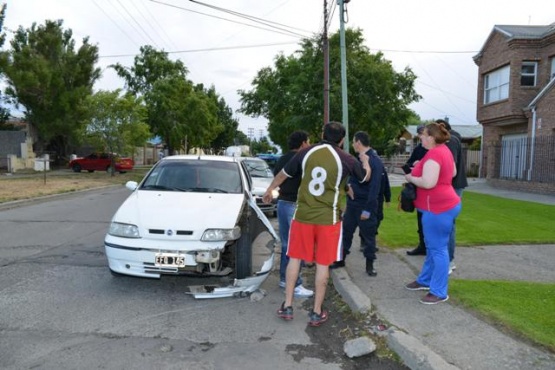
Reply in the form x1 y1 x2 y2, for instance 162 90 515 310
489 135 555 183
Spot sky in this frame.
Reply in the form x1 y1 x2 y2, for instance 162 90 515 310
3 0 555 138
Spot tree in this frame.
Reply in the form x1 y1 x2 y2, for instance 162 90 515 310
197 84 240 154
250 136 275 155
0 4 17 128
239 28 421 153
112 46 220 154
0 19 100 160
86 90 150 175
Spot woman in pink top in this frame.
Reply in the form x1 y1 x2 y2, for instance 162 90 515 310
403 123 461 304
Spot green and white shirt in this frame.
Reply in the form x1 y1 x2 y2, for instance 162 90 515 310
283 142 367 225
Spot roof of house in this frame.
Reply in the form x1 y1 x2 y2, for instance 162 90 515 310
494 24 555 39
528 78 555 108
405 125 482 139
474 22 555 61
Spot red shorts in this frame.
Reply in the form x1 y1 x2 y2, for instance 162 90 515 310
287 220 342 266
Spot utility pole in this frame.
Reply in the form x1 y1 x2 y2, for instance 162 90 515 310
338 0 349 151
323 0 330 125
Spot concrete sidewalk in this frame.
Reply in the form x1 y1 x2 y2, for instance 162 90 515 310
331 176 555 370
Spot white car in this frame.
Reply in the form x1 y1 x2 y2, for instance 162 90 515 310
104 155 277 299
239 157 278 216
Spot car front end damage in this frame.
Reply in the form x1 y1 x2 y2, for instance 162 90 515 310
104 190 277 299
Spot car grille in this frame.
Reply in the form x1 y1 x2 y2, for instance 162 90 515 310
148 229 193 235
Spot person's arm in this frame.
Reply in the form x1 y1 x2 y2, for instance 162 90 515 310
262 170 288 203
405 159 440 189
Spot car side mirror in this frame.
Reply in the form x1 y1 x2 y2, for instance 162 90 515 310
125 181 138 191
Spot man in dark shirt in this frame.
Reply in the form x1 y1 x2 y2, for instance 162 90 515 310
331 131 384 276
273 131 313 298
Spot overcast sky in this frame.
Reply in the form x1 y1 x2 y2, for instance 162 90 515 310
4 0 555 136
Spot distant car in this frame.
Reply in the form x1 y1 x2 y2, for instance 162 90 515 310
69 153 134 173
239 157 278 216
104 155 277 299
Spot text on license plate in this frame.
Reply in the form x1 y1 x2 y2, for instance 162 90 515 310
155 253 185 267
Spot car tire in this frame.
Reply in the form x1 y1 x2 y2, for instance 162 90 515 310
72 164 82 173
87 170 94 173
234 229 252 280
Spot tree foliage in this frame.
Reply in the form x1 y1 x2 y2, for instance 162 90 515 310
0 4 10 127
239 28 421 153
85 90 150 164
0 19 100 159
111 46 222 154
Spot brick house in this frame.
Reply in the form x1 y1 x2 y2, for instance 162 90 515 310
473 23 555 194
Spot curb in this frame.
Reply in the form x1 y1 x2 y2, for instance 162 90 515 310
330 268 460 370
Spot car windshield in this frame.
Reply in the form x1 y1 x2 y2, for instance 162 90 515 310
140 160 243 194
243 159 273 178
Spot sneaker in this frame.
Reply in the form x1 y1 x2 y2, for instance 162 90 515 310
448 262 456 275
420 293 449 305
277 302 293 320
278 281 286 289
293 285 314 298
405 281 430 291
308 309 329 327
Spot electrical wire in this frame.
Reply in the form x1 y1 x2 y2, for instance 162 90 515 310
149 0 309 39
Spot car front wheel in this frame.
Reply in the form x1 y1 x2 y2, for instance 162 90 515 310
72 164 82 172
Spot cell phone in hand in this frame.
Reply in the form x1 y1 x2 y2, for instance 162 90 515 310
402 164 411 174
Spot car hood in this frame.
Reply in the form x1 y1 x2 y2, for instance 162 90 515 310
113 190 245 231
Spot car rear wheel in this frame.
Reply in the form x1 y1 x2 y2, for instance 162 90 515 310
72 164 82 172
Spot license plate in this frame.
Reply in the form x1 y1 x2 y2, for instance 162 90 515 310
155 253 185 267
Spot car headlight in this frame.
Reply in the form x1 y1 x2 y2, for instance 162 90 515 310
109 222 140 238
201 226 241 241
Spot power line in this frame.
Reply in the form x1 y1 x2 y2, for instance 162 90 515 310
149 0 310 39
92 0 141 48
98 41 299 58
190 0 313 36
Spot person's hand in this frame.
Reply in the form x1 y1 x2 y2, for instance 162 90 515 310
347 184 354 200
262 189 273 204
405 173 412 182
360 210 370 220
359 152 369 164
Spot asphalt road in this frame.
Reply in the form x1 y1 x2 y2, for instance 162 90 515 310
0 186 407 370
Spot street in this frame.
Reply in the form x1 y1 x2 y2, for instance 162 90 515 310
0 186 407 370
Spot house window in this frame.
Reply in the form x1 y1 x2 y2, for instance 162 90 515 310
520 61 537 86
550 57 555 80
484 65 510 104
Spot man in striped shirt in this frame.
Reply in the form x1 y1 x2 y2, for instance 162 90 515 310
263 122 370 326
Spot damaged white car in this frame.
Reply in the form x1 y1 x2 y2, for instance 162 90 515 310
104 155 277 299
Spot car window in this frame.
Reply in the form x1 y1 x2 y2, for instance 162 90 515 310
243 159 273 178
141 160 243 194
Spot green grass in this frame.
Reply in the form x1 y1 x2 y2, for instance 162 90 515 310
377 186 555 353
449 280 555 351
379 187 555 247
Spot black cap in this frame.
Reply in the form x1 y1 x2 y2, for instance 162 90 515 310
416 125 425 134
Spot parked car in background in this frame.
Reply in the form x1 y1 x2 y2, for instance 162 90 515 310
104 155 277 299
239 157 278 217
257 153 281 170
69 153 134 173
